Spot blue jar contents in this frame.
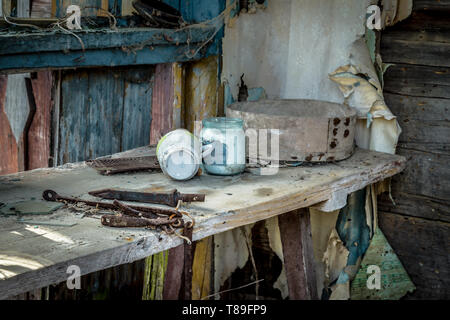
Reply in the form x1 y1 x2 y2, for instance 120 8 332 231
201 117 246 176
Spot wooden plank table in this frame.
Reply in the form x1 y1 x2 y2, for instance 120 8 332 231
0 147 406 299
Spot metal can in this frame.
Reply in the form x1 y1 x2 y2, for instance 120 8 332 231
156 129 201 181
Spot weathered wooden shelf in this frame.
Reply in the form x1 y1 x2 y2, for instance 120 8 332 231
0 25 216 73
0 147 405 298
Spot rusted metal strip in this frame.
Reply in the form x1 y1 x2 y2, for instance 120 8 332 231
278 208 318 300
89 188 205 207
101 215 157 228
86 156 160 175
42 189 181 217
100 214 181 228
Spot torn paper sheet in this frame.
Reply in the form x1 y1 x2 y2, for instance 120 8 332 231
310 208 340 296
213 224 254 297
329 38 401 154
381 0 413 28
323 229 350 288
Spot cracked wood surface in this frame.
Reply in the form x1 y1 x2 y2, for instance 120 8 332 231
0 147 405 298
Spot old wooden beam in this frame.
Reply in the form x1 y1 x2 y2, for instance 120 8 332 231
184 55 219 132
0 43 211 74
0 27 216 56
162 244 184 300
150 63 184 144
0 75 19 175
27 72 53 170
278 208 318 300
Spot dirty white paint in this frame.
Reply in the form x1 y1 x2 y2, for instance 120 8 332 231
223 0 372 103
4 74 31 144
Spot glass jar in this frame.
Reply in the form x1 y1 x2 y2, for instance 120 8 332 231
201 117 246 175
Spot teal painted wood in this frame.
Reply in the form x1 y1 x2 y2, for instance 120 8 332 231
0 43 210 73
85 69 124 159
108 0 121 16
59 70 90 164
121 68 154 150
0 27 216 56
58 67 154 164
179 0 224 23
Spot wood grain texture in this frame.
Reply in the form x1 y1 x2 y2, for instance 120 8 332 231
3 74 32 173
0 27 216 56
27 71 53 170
380 1 450 299
182 227 194 300
0 75 18 175
163 245 184 300
150 63 174 145
31 0 52 18
413 0 450 11
383 64 450 99
278 209 318 300
381 10 450 67
122 68 153 151
192 237 213 299
379 211 450 299
0 147 405 298
184 56 218 132
58 67 153 164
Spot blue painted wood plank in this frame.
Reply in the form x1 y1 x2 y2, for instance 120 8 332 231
179 0 223 23
121 68 153 151
58 70 90 164
108 0 122 15
85 69 124 158
0 27 216 56
58 67 154 164
0 44 210 73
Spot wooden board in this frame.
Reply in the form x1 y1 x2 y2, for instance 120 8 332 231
379 211 450 299
0 75 19 175
380 2 450 299
150 63 176 145
383 64 450 99
58 67 153 164
278 208 318 300
0 147 405 298
0 26 218 73
28 71 53 170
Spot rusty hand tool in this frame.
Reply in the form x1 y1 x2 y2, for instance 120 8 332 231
88 188 205 207
101 200 184 228
101 214 182 228
42 189 180 218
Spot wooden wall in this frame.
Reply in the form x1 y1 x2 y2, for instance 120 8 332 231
378 0 450 299
58 67 153 164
